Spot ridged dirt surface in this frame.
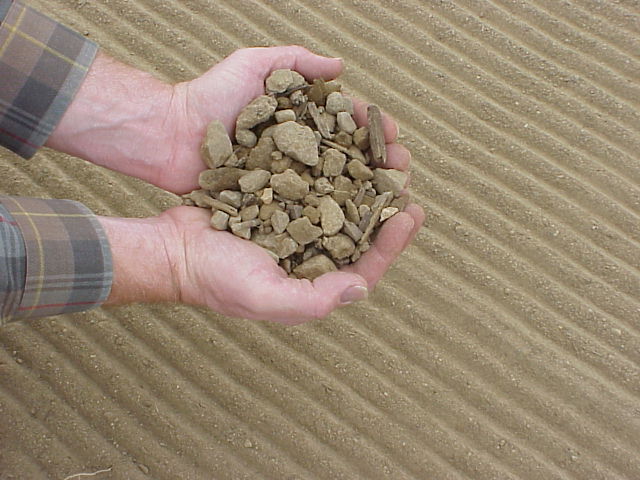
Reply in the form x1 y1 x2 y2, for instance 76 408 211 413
2 1 640 479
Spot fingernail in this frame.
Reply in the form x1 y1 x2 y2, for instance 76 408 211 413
340 285 368 305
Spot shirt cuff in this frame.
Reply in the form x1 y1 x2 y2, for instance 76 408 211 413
0 1 98 158
0 196 112 321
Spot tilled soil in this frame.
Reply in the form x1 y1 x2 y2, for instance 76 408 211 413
1 1 640 479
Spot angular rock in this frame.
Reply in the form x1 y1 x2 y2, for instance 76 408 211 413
342 220 363 242
380 207 399 222
266 69 295 94
272 121 319 167
318 196 345 236
336 111 357 134
322 148 347 177
323 234 356 260
275 109 297 123
236 95 278 130
231 219 261 240
325 92 353 115
347 159 374 181
246 136 276 170
240 204 260 221
302 205 320 224
239 169 271 193
372 168 408 196
334 131 353 147
259 202 281 221
360 192 393 244
186 189 217 208
260 187 273 205
293 254 337 280
308 102 332 139
353 126 370 151
198 167 246 192
367 104 387 165
235 129 257 148
253 232 298 259
201 120 233 169
314 177 334 195
210 210 230 231
270 169 309 200
286 217 323 245
345 199 360 224
271 209 290 234
270 153 292 174
286 204 304 220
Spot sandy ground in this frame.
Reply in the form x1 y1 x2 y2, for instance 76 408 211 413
2 1 640 479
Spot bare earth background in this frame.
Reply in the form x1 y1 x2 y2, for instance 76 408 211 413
2 1 640 479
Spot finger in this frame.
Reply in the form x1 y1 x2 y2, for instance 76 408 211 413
250 271 368 325
385 143 411 172
402 203 425 249
246 45 344 82
343 209 419 289
350 98 398 143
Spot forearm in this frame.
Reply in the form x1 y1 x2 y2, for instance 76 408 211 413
97 215 179 306
46 52 176 185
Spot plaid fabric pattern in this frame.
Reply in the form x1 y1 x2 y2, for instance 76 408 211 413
0 196 112 324
0 202 26 322
0 0 97 158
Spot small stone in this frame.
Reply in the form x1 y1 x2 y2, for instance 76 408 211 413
137 464 150 475
323 234 356 260
334 131 353 147
253 232 298 259
304 194 321 207
201 120 233 169
380 207 399 222
210 210 230 231
236 95 278 130
260 187 273 205
360 192 393 244
266 69 294 94
314 177 334 195
273 121 319 166
347 145 367 164
342 221 363 242
336 111 357 134
293 254 337 280
322 148 347 177
300 170 315 186
350 250 362 263
270 153 292 174
318 196 345 236
259 202 281 221
290 90 306 106
246 136 276 170
224 152 244 167
372 168 408 196
240 204 260 221
286 217 323 245
345 199 360 224
286 204 304 220
231 219 261 240
325 92 353 115
198 167 246 192
302 205 320 224
347 159 374 181
353 126 370 151
186 189 216 208
275 109 297 123
270 169 310 200
239 169 271 193
235 129 257 148
277 96 293 109
271 210 290 234
367 104 387 165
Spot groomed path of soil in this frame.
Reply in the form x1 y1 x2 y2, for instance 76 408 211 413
2 1 640 478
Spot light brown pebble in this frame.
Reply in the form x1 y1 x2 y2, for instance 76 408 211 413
270 169 310 200
372 168 408 196
318 196 345 236
293 254 337 280
287 204 304 220
259 202 281 221
336 111 357 134
345 199 360 224
246 136 276 170
325 92 354 115
322 148 347 177
275 109 297 123
210 210 230 231
334 131 353 147
239 169 271 193
314 177 334 195
240 204 260 221
219 190 243 208
270 153 292 174
198 167 246 193
304 194 321 207
323 234 356 260
353 126 370 151
286 217 323 245
342 220 364 242
235 129 257 148
201 120 233 169
271 209 290 234
265 69 295 94
347 159 374 181
231 219 261 240
236 95 278 130
272 121 319 167
260 187 273 205
380 207 399 222
302 205 320 224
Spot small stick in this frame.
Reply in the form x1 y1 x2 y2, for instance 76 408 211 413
63 467 113 480
367 104 386 165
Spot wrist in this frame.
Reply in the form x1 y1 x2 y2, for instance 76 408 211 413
97 215 180 306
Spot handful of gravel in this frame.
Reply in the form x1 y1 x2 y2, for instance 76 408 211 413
182 69 409 280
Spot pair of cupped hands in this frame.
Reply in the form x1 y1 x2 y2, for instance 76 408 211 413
48 46 424 324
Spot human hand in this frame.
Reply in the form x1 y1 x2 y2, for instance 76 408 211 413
99 103 423 323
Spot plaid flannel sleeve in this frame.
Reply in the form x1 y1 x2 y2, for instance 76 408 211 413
0 0 98 158
0 196 112 325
